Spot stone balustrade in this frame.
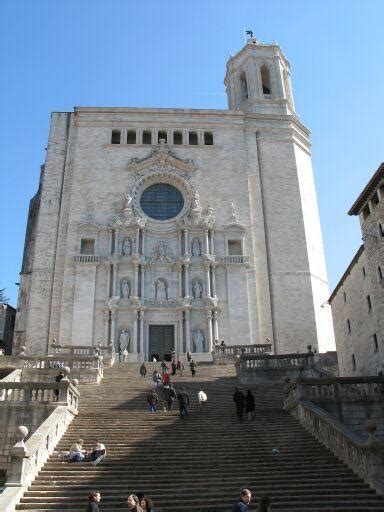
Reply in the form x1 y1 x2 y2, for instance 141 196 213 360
0 369 22 383
0 381 79 411
212 344 272 365
0 406 77 512
217 255 249 265
285 392 384 495
239 352 315 383
50 342 115 366
73 254 100 263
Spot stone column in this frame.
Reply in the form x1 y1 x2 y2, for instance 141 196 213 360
110 310 117 346
139 310 145 359
210 230 215 255
133 312 138 353
134 263 139 296
112 263 118 296
179 315 184 356
114 229 120 254
207 310 213 352
211 264 217 297
184 228 189 255
109 230 113 254
204 229 209 255
178 264 183 298
140 265 145 297
185 310 191 353
142 229 146 256
105 263 111 298
184 263 190 298
178 230 183 254
135 229 140 253
213 310 219 342
205 264 211 297
104 310 110 345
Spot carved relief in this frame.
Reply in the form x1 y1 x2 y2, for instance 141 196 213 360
120 279 131 299
149 240 174 263
122 237 132 256
191 238 201 256
192 280 203 300
155 279 168 301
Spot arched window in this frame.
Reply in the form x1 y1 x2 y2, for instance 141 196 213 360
260 65 272 96
239 71 248 102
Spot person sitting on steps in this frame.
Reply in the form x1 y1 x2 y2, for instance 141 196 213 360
69 438 86 462
90 440 106 466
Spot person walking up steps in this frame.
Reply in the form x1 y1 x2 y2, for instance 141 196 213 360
232 488 252 511
176 360 184 376
127 494 143 512
177 386 190 418
139 362 147 378
233 387 245 421
198 389 208 413
86 491 101 512
146 389 158 413
189 359 197 377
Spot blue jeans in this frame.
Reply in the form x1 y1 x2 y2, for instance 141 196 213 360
149 404 157 413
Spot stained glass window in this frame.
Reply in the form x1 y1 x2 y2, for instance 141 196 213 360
140 183 184 220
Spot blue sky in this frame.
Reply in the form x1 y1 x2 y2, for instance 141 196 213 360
0 0 383 306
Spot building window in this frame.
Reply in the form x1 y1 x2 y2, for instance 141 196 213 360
158 130 167 143
228 240 242 255
379 223 384 238
140 183 184 221
204 131 213 145
362 267 366 278
173 131 183 145
80 238 95 255
351 353 356 371
378 266 383 281
343 291 347 303
260 65 272 96
373 333 379 352
239 71 248 101
189 131 198 145
127 130 136 144
347 319 351 335
142 130 152 144
111 130 121 144
367 294 372 311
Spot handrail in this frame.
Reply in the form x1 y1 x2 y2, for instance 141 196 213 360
0 381 79 411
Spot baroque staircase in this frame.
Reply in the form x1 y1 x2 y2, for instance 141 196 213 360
15 363 384 511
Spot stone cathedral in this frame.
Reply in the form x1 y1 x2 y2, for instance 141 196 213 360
14 38 335 361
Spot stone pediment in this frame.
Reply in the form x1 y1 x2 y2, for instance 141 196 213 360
127 143 197 173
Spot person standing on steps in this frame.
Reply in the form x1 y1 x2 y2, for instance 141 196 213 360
177 386 190 418
189 359 197 377
152 370 161 387
146 389 158 413
171 359 177 376
86 491 102 511
198 389 208 413
127 494 143 512
176 360 184 376
168 383 177 414
161 360 168 375
233 387 245 421
54 370 65 401
245 389 255 421
139 362 147 379
232 488 252 511
122 348 128 363
161 383 170 414
186 350 192 362
140 496 156 511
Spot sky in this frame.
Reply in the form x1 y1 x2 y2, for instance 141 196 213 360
0 0 383 307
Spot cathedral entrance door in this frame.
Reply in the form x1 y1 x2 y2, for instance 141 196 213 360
149 325 175 362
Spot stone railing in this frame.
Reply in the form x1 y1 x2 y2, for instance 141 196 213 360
0 369 22 383
0 381 79 411
73 254 100 263
0 406 77 511
20 355 104 383
285 393 384 495
50 342 115 366
239 352 315 382
212 344 272 364
218 255 249 265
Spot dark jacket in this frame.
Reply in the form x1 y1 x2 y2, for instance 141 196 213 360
245 391 255 413
233 389 245 408
147 392 158 405
232 498 248 512
177 390 190 407
86 501 100 512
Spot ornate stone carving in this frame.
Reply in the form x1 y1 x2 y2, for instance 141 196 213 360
149 240 174 263
192 329 205 353
155 279 168 301
127 143 197 174
121 279 130 299
191 238 201 256
122 237 132 256
118 330 131 352
192 280 203 299
106 296 120 308
109 194 147 229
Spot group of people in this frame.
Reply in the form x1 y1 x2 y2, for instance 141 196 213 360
233 387 256 421
65 439 106 466
146 384 207 418
87 491 156 511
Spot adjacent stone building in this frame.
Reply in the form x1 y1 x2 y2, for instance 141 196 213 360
329 163 384 376
13 38 334 361
0 304 16 355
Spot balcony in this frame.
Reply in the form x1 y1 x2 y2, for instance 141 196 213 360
73 254 100 264
219 255 249 265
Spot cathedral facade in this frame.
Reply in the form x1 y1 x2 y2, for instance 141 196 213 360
14 38 334 361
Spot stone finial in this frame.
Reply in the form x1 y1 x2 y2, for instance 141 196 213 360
61 366 70 381
364 419 384 450
19 346 27 356
13 426 29 457
71 379 79 388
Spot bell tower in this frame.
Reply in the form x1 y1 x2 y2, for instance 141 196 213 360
224 37 295 114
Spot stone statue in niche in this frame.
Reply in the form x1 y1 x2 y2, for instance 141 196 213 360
191 190 201 210
192 329 205 353
121 279 130 299
191 238 201 257
118 330 131 352
192 281 203 299
123 193 134 222
123 237 132 256
155 279 168 301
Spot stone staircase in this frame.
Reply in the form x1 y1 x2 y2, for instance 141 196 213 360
15 363 384 511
